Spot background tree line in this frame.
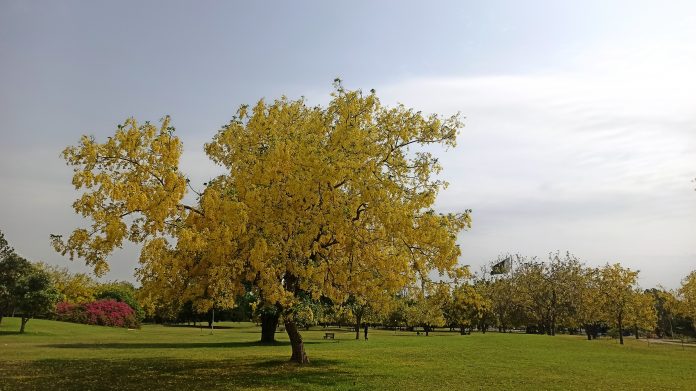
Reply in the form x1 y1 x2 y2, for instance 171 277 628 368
135 249 696 347
3 225 695 344
1 229 143 332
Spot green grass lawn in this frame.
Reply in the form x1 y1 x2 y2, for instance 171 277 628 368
1 317 695 390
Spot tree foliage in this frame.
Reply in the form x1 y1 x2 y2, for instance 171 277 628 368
626 289 657 339
596 263 640 345
679 271 696 329
446 282 491 334
14 264 59 333
0 229 14 260
0 253 33 324
38 263 98 304
53 82 470 363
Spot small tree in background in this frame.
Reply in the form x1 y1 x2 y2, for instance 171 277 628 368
576 267 604 340
0 253 33 325
14 265 59 333
626 289 657 339
598 263 639 345
447 283 490 334
648 288 680 338
405 283 448 336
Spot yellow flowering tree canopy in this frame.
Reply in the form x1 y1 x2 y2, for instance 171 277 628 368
51 116 188 276
53 82 471 363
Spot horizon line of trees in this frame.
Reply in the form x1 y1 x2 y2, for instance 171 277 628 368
3 226 695 343
137 250 696 345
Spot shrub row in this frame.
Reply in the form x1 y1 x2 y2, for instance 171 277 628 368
55 299 139 328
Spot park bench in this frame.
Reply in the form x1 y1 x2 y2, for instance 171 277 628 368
323 332 335 340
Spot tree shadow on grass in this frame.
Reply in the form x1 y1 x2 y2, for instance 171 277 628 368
41 340 322 349
0 357 353 391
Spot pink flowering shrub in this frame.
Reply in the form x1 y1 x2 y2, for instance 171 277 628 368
55 299 139 328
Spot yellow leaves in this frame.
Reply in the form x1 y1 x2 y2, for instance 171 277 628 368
250 239 268 270
57 116 188 275
626 290 657 331
594 263 642 330
57 84 467 317
679 270 696 327
448 282 491 326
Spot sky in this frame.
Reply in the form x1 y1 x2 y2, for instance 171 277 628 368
0 0 694 288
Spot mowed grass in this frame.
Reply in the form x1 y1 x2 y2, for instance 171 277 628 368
1 318 695 391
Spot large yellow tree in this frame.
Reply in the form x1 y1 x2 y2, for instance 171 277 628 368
53 82 470 363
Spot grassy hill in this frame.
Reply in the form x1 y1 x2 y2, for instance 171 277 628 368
1 317 695 390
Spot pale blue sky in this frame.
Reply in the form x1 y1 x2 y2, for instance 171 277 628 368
1 1 694 288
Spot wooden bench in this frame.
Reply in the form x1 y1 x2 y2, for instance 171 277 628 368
323 332 335 340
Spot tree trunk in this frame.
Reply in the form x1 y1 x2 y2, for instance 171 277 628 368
260 311 279 343
355 314 362 340
0 314 3 325
285 318 309 364
618 315 624 345
424 325 430 336
210 308 215 334
669 318 674 338
20 317 29 333
634 325 639 339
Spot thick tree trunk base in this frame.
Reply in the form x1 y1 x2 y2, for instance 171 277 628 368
285 318 309 364
260 312 280 343
20 317 29 333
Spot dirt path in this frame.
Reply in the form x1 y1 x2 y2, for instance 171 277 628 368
641 338 696 348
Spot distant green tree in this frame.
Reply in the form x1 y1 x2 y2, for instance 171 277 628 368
0 253 32 325
14 265 59 333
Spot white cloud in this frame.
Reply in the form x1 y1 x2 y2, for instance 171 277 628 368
374 43 696 287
